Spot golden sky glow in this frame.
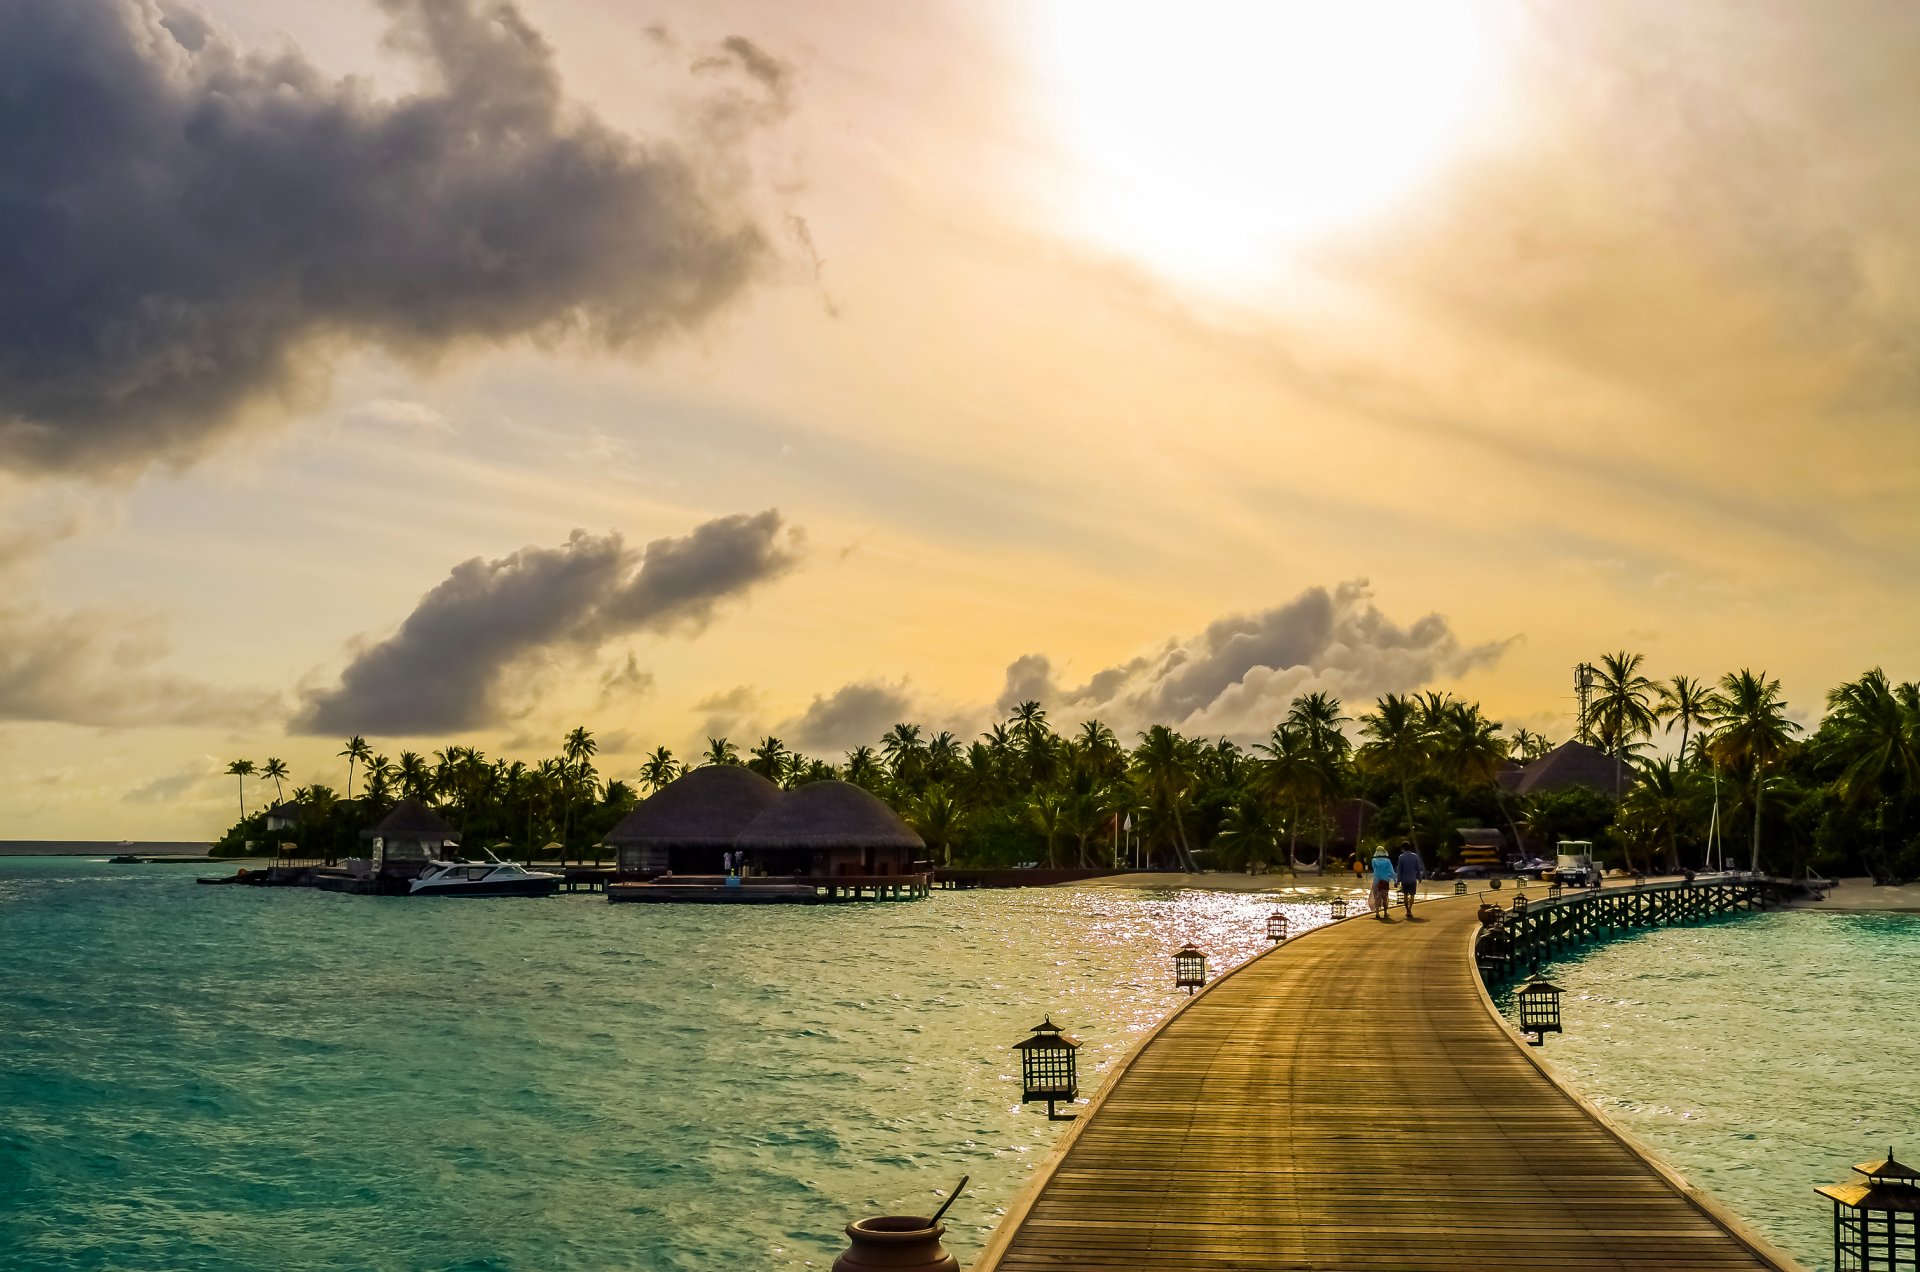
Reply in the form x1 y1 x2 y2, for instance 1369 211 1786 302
1035 0 1498 286
1 0 1917 838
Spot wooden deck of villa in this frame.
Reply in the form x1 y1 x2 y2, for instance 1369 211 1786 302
975 888 1802 1271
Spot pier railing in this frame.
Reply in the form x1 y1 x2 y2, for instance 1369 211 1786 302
1475 875 1795 984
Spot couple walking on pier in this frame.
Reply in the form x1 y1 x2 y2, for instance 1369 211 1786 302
1368 842 1423 921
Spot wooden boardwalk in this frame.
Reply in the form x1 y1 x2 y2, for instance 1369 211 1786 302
976 890 1802 1271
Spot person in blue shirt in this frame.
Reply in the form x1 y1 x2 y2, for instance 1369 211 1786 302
1395 841 1425 919
1368 846 1396 921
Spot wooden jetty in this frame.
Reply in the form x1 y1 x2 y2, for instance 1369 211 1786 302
935 868 1127 889
607 871 932 904
976 882 1806 1271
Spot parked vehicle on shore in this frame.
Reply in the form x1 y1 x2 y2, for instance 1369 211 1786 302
1553 841 1603 887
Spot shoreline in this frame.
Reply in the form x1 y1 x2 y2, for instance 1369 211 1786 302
1073 870 1920 913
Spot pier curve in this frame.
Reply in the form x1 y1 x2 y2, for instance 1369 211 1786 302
973 887 1806 1271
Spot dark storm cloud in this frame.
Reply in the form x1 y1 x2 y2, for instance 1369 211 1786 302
1000 582 1514 737
0 0 789 476
296 511 801 735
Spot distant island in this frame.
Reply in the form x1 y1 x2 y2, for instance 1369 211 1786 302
206 652 1920 887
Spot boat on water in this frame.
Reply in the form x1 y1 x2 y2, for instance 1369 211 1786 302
408 852 561 898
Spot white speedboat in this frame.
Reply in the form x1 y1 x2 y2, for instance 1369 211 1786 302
409 852 561 898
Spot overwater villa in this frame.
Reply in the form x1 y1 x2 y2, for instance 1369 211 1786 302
606 772 930 903
605 765 780 876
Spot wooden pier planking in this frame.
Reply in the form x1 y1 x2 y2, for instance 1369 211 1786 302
977 889 1804 1271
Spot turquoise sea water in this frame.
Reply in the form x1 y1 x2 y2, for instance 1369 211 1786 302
7 860 1911 1272
0 858 1344 1270
1495 907 1920 1271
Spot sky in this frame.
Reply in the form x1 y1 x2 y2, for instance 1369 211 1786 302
2 0 1916 838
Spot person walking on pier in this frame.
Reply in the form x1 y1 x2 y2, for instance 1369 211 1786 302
1396 840 1424 920
1368 846 1395 920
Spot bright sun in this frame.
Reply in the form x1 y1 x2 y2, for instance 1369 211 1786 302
1037 1 1498 286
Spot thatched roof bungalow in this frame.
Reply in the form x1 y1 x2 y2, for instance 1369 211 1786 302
1507 740 1628 798
735 780 926 877
604 765 781 875
369 798 458 872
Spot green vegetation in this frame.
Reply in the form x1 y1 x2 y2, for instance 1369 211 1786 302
212 659 1920 882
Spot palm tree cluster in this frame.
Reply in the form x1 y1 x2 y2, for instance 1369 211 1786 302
215 732 637 863
212 656 1920 882
1575 652 1920 882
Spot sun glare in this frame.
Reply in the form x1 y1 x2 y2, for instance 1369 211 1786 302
1037 1 1498 287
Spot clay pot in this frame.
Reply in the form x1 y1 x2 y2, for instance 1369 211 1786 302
831 1216 959 1272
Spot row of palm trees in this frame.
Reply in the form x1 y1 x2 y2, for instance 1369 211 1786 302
218 729 637 861
219 655 1919 880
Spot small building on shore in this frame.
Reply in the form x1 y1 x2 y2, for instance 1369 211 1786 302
734 780 927 877
604 765 781 876
368 799 458 877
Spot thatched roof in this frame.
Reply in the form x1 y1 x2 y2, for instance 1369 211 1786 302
603 765 781 847
371 798 457 840
1510 740 1626 798
735 780 925 850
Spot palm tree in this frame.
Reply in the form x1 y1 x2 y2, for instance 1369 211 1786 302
1132 725 1201 870
880 723 925 788
843 745 885 791
1619 756 1699 871
909 787 965 867
1509 728 1551 762
362 753 395 806
747 736 792 784
225 759 256 821
559 728 597 855
1058 760 1112 867
1358 694 1431 849
396 751 432 801
1429 699 1526 851
703 737 740 766
638 746 682 793
339 735 372 802
260 757 289 804
1027 792 1065 868
924 731 962 784
1285 692 1351 865
1588 651 1660 796
1657 675 1715 771
1254 725 1318 867
1707 669 1801 873
1818 669 1919 875
1821 669 1920 807
1214 799 1283 873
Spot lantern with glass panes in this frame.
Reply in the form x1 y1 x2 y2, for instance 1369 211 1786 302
1548 881 1563 900
1265 910 1289 943
1454 880 1469 895
1013 1017 1081 1120
1515 978 1563 1044
1173 943 1207 994
1817 1149 1920 1272
1329 896 1348 920
1512 894 1529 916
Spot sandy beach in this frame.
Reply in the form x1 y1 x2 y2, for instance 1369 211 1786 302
1790 877 1920 912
